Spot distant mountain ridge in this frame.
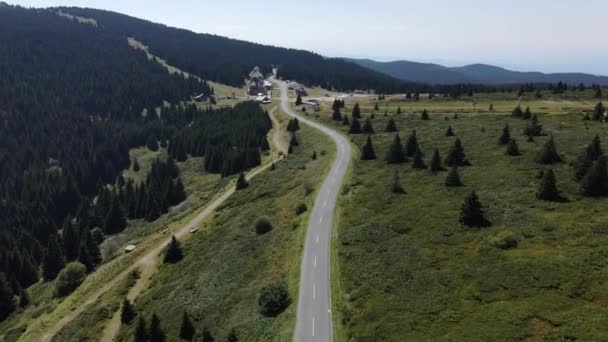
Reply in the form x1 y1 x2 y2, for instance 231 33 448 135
347 58 608 85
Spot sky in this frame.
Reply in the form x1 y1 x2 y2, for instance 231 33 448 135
9 0 608 75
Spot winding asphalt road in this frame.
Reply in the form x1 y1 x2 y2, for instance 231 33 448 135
277 80 351 342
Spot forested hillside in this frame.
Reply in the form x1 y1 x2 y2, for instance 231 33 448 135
0 5 270 321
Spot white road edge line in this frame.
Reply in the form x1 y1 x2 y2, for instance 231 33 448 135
319 216 323 224
316 233 319 244
312 316 315 337
314 255 317 268
313 283 316 299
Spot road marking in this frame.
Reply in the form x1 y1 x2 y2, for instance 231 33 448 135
312 316 315 337
323 200 327 207
316 233 319 244
313 283 316 299
319 216 323 224
314 255 317 268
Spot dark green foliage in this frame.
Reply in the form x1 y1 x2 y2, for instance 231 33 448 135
147 136 159 151
311 151 317 160
573 145 595 181
421 109 429 120
289 132 300 152
524 114 544 137
444 138 469 167
511 105 523 117
352 103 361 119
581 156 608 197
385 117 398 132
19 288 29 308
506 139 520 156
590 134 603 159
459 192 490 227
295 203 307 215
592 102 605 121
164 236 183 264
149 313 165 342
391 169 405 194
361 136 377 160
537 169 561 201
397 107 402 115
235 173 249 190
445 126 455 137
104 196 127 234
179 311 196 341
386 134 407 164
43 234 65 281
201 327 215 342
412 148 426 169
255 218 273 235
349 117 362 134
287 118 301 132
121 299 136 324
362 118 374 134
523 106 532 120
79 227 101 272
227 328 239 342
135 316 148 342
62 217 80 262
341 114 350 126
54 262 86 297
295 94 302 106
445 166 463 187
405 130 419 157
0 273 15 320
332 100 343 121
258 280 291 317
374 102 379 111
430 149 444 174
499 124 511 145
133 158 141 172
537 136 562 164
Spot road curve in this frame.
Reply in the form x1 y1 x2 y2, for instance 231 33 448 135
276 80 351 342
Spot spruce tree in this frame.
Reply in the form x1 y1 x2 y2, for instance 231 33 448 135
0 273 15 320
397 106 402 115
164 236 183 263
361 136 377 160
445 166 463 187
459 192 490 227
430 149 444 174
511 105 523 118
295 94 302 106
386 134 407 164
362 118 374 134
62 217 80 262
498 124 511 145
537 169 560 201
311 151 317 160
149 313 165 342
227 328 239 342
444 138 468 166
445 126 455 137
592 102 605 121
104 196 127 235
341 114 350 126
235 173 249 190
202 327 215 342
595 88 603 100
179 311 196 341
374 102 379 111
391 169 405 194
332 106 342 121
574 144 595 181
121 299 135 324
352 103 361 119
536 136 562 164
590 134 602 159
405 130 419 157
523 106 532 120
348 117 362 134
19 288 29 308
135 316 148 342
412 148 426 169
581 156 608 196
385 117 398 132
43 233 65 281
421 109 429 120
506 139 520 156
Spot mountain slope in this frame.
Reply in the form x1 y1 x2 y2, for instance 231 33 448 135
348 58 608 85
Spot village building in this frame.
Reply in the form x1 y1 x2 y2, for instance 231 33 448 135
248 66 266 95
191 93 208 102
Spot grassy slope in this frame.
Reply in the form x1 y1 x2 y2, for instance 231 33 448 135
305 92 608 341
113 119 335 341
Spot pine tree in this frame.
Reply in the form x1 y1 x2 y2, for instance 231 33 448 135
104 195 127 234
445 126 455 137
295 94 302 106
397 106 402 115
391 169 405 194
405 130 419 157
445 166 463 187
0 273 15 320
498 124 511 145
536 136 562 164
459 192 490 227
202 327 215 342
133 158 141 172
421 109 429 120
523 106 532 120
43 233 65 281
135 316 148 342
348 117 362 134
227 328 239 342
511 105 523 118
386 134 407 164
19 288 29 308
581 156 608 197
341 114 350 126
179 311 196 341
592 102 605 121
444 138 468 166
430 149 444 174
149 313 165 342
362 118 374 134
574 144 595 181
590 134 603 159
235 173 249 190
537 169 560 201
311 151 317 160
121 299 135 324
62 217 80 261
352 103 361 119
595 88 603 100
374 102 379 111
332 103 342 121
412 148 426 169
506 139 520 156
385 117 398 132
361 136 377 160
164 236 183 263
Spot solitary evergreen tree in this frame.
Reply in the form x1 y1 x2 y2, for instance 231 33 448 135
352 103 361 119
537 136 562 164
445 126 455 137
348 117 362 134
592 102 605 121
523 106 532 120
362 118 374 134
574 144 595 181
498 124 511 145
590 134 603 159
397 106 402 115
537 169 561 201
332 104 342 121
459 192 490 227
386 134 407 164
430 149 444 174
295 94 302 106
121 299 135 324
235 173 249 190
581 156 608 196
43 233 65 281
511 105 523 118
361 136 377 160
374 102 379 111
0 273 15 320
149 313 165 342
385 117 398 132
391 169 405 194
595 88 603 100
179 312 196 341
412 148 426 169
341 114 350 126
445 166 463 187
164 236 183 264
405 130 419 157
135 316 148 342
311 151 317 160
227 328 239 342
506 139 521 156
421 109 430 120
445 138 468 166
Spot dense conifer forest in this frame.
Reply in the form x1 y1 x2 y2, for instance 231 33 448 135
0 5 270 319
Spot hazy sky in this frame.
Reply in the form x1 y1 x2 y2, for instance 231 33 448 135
10 0 608 75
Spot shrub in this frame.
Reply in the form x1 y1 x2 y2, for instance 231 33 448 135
55 262 87 297
255 218 273 235
258 280 290 317
295 203 308 215
489 231 519 250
